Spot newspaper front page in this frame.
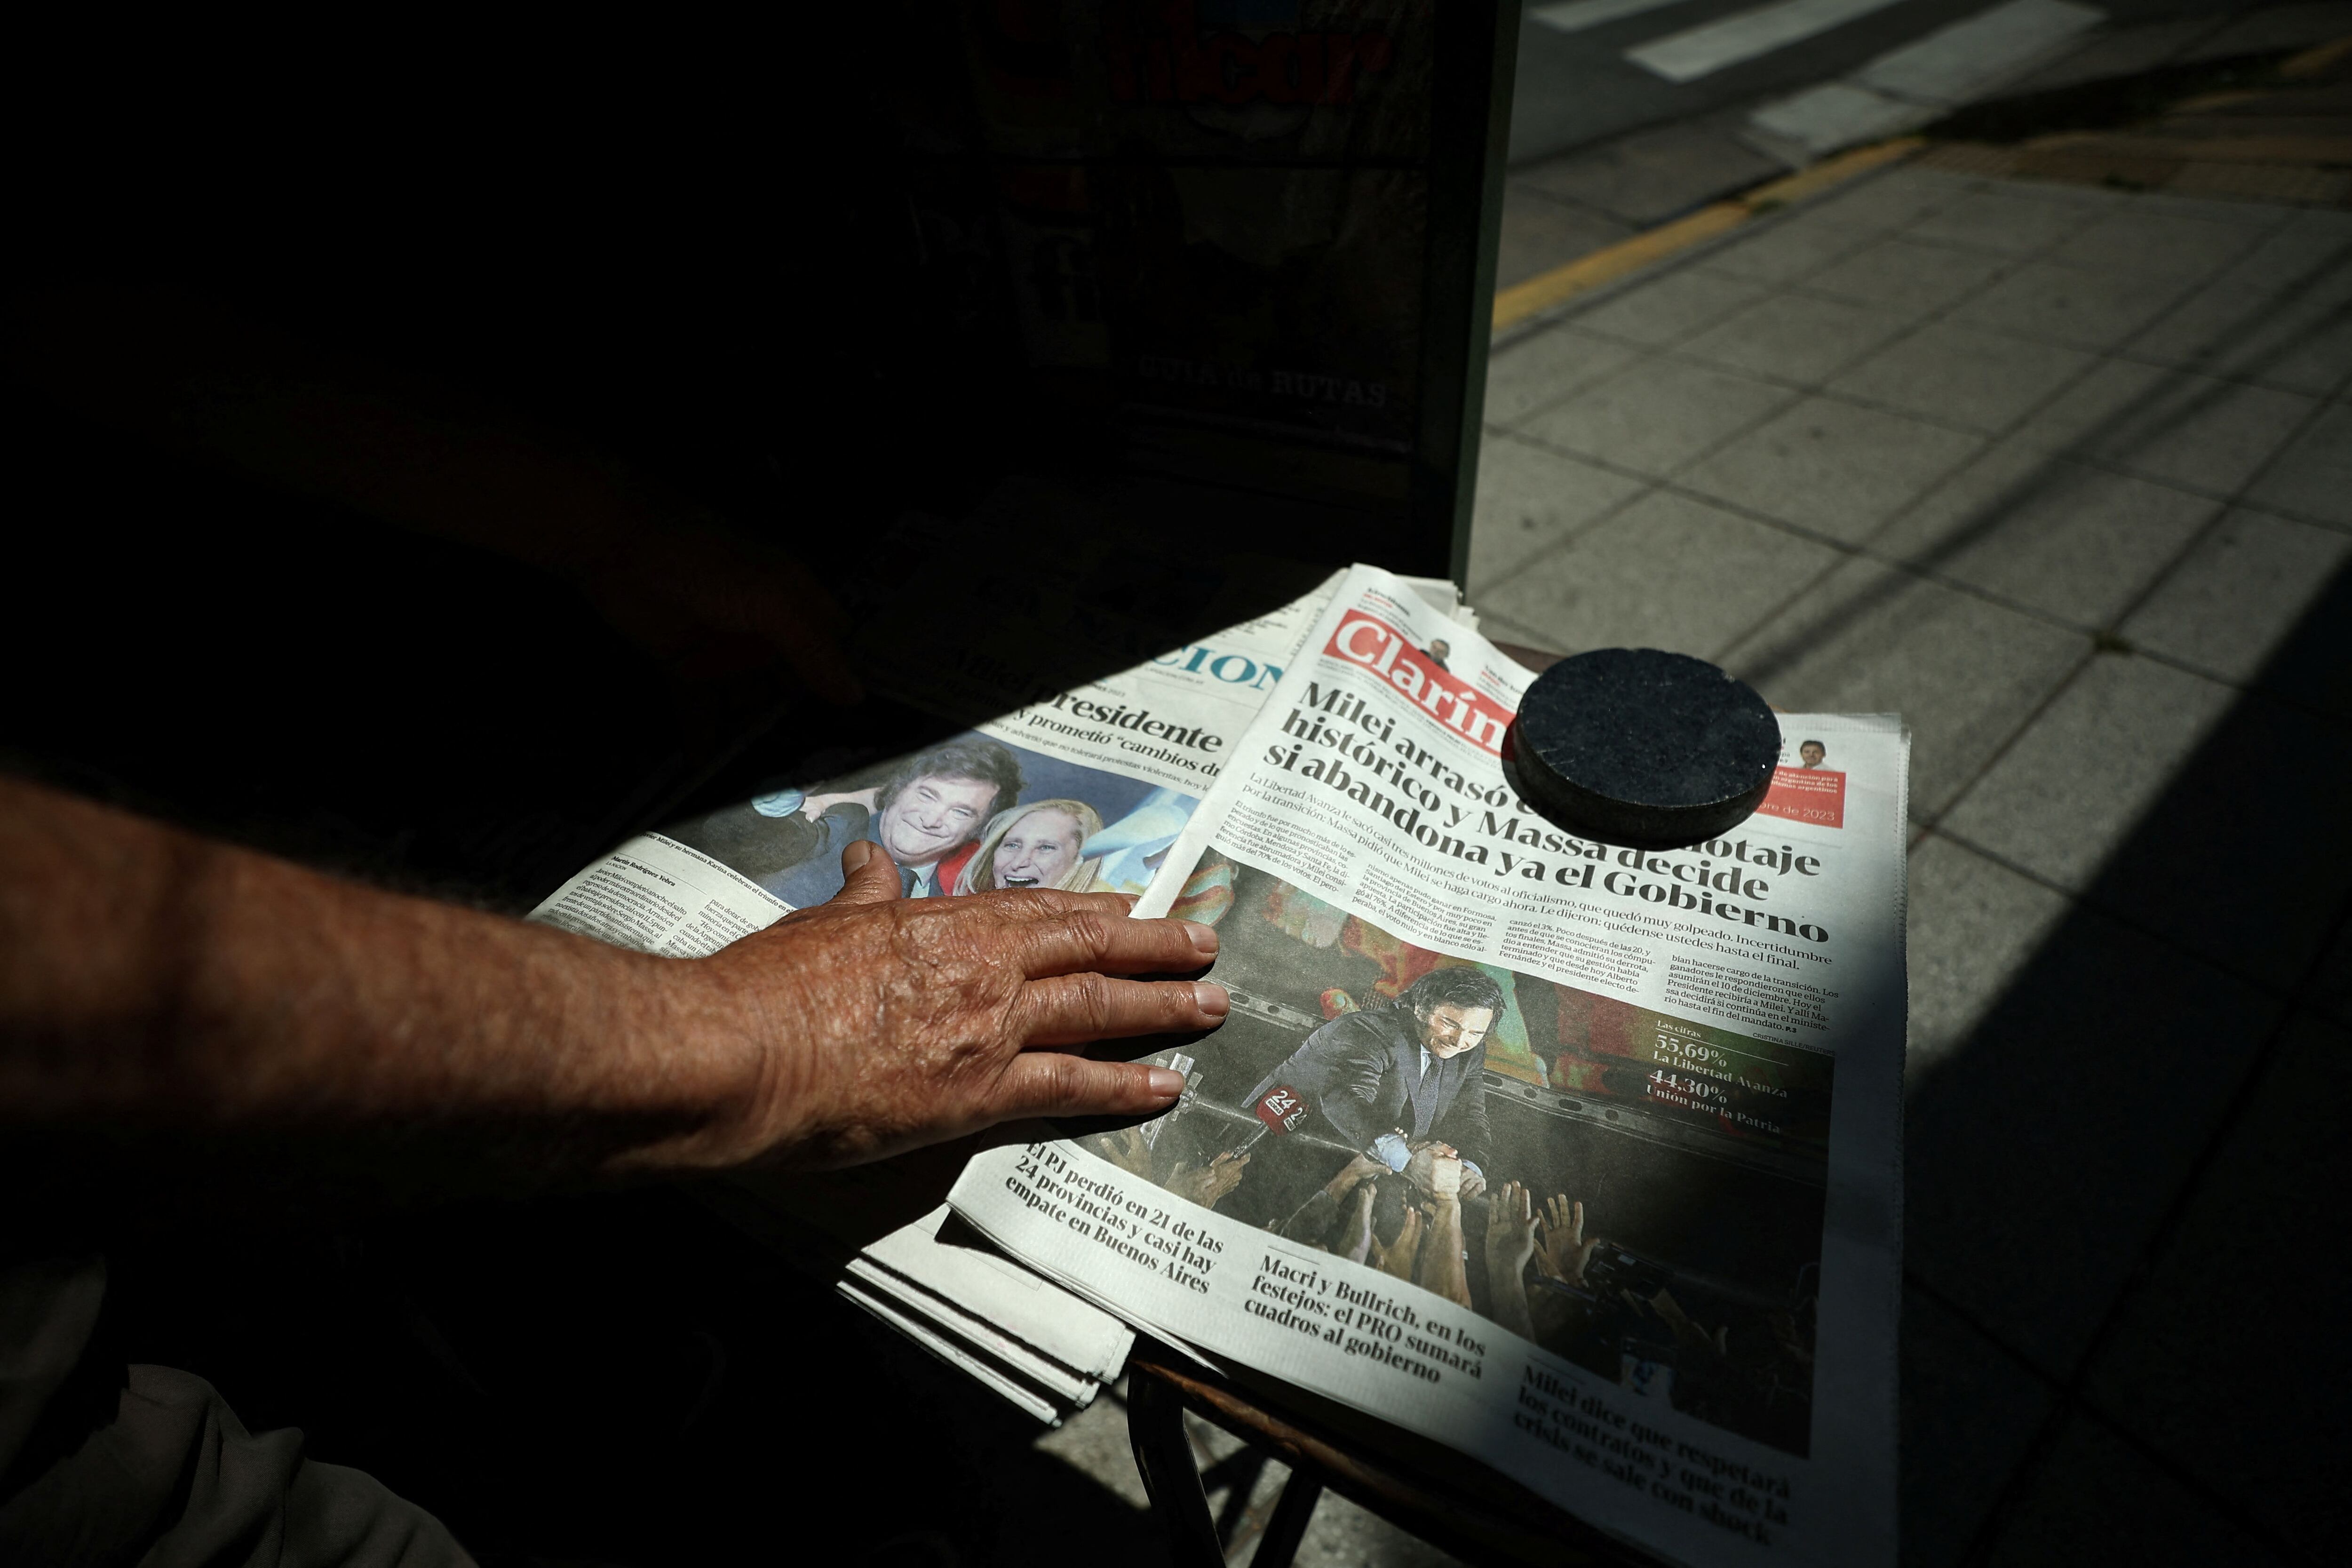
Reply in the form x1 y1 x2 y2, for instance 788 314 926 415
949 565 1908 1566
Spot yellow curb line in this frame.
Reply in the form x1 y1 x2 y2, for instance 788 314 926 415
1492 137 1924 334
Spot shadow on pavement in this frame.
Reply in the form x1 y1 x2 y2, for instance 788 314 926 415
1899 555 2352 1563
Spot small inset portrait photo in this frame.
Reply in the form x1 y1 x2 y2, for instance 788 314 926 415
1798 739 1828 770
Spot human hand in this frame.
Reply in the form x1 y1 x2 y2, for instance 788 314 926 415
1372 1206 1424 1280
1090 1125 1152 1177
1457 1162 1487 1203
1402 1139 1456 1194
1165 1149 1250 1211
1324 1150 1390 1199
1535 1195 1598 1285
1649 1289 1728 1359
1484 1180 1537 1280
796 788 875 821
660 840 1226 1169
1427 1153 1463 1203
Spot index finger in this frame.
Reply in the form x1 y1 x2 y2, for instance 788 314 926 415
1008 901 1221 979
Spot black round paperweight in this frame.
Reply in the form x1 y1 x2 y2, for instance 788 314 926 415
1507 649 1780 850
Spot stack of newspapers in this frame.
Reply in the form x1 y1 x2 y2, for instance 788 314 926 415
531 523 1909 1567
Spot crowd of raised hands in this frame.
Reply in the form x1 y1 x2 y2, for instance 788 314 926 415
1273 1142 1606 1331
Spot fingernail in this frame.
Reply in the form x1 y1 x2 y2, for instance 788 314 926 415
1146 1067 1186 1099
1182 920 1219 957
1194 982 1229 1018
843 841 873 871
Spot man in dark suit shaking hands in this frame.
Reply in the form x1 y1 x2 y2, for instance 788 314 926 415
1247 966 1502 1180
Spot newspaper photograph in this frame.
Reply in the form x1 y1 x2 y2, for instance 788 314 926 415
949 565 1908 1567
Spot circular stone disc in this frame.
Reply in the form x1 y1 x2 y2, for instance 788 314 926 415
1507 649 1780 850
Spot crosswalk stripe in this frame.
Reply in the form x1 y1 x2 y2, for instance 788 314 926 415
1529 0 1695 35
1626 0 1909 84
1852 0 2103 103
1748 0 2105 159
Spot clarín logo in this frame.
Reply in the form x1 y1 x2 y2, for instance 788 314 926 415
1325 613 1511 754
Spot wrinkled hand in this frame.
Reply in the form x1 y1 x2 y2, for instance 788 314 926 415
1535 1194 1599 1286
1166 1149 1250 1211
1456 1163 1488 1204
667 840 1225 1169
1484 1180 1537 1281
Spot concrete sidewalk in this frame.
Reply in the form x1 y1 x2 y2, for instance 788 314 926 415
1473 159 2349 1564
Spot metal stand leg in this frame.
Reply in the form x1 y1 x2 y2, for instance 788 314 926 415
1128 1371 1227 1567
1250 1470 1326 1568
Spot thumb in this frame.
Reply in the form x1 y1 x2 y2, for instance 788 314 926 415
832 839 904 905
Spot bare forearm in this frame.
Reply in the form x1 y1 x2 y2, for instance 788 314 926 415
0 777 740 1166
1486 1261 1534 1338
1417 1199 1470 1307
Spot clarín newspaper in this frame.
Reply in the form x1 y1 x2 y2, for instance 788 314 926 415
947 565 1909 1568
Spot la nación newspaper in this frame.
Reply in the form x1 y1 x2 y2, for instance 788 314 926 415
948 565 1908 1567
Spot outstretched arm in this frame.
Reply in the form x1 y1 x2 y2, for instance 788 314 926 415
0 776 1225 1180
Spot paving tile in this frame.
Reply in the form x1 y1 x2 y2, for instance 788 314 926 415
1478 488 1841 660
1949 260 2193 352
1483 325 1644 426
2026 360 2318 495
1517 356 1799 478
1680 396 1984 545
1904 899 2280 1374
1565 264 1771 348
1035 1389 1152 1509
2229 528 2352 725
1513 123 1784 228
1676 290 1916 385
2045 205 2270 284
1901 833 2076 1075
1830 321 2098 433
1723 558 2086 818
2120 271 2352 397
1900 1289 2057 1568
1906 186 2104 256
1496 187 1635 293
2005 16 2227 93
1873 444 2220 627
1940 651 2235 893
1691 213 1868 286
1802 167 1980 234
1466 434 1649 591
2120 508 2352 682
2073 680 2352 993
1295 1489 1468 1568
2243 399 2352 525
1982 1415 2292 1568
2082 1012 2352 1564
1801 234 2015 317
2205 216 2352 299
